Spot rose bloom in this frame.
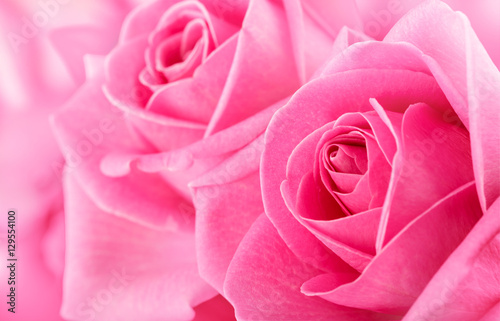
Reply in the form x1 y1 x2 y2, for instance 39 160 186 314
191 1 500 320
51 0 366 320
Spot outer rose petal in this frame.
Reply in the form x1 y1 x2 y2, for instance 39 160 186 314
403 197 500 321
206 0 302 134
191 97 289 294
62 173 215 321
376 102 473 247
224 214 398 321
355 0 427 39
307 182 482 315
192 135 266 294
385 0 500 210
283 0 361 82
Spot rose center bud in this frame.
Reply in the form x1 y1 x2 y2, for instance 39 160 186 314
140 2 216 87
314 113 392 217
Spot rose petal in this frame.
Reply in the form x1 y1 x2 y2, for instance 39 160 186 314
192 136 265 293
205 0 301 135
119 0 181 43
192 295 236 321
310 181 482 315
61 174 216 321
104 35 152 109
403 197 500 321
283 0 351 82
376 102 474 248
224 214 396 321
146 33 238 123
52 73 192 230
385 0 500 210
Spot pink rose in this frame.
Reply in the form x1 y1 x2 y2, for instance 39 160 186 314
52 0 363 320
192 1 500 320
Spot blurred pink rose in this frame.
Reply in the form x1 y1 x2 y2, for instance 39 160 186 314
52 0 367 320
191 1 500 320
0 0 142 320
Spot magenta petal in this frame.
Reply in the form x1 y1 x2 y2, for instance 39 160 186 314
378 102 474 247
403 197 500 321
61 174 216 321
192 295 235 321
224 214 395 321
316 182 482 314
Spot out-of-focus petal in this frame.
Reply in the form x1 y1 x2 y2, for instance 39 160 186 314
61 173 216 321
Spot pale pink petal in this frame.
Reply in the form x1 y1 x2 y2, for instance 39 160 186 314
198 0 249 26
0 225 64 321
119 0 181 43
61 174 216 321
104 35 152 109
283 0 352 82
52 73 192 230
49 25 121 84
205 0 301 135
147 34 238 123
444 0 500 68
355 0 424 39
